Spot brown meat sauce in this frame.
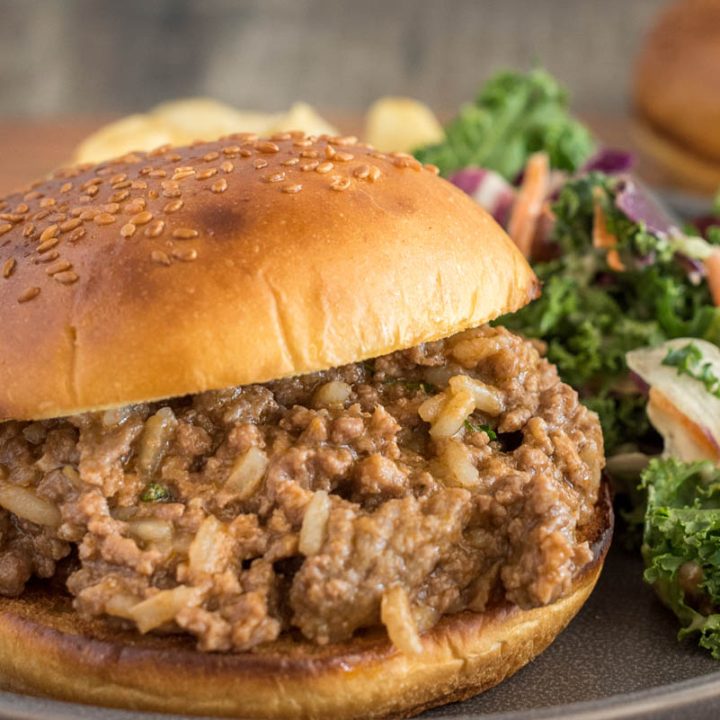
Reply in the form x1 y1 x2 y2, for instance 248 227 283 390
0 326 603 651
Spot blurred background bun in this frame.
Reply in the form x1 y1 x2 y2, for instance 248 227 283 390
633 0 720 193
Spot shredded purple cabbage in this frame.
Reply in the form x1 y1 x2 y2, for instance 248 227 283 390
582 148 634 175
615 178 678 236
449 167 516 227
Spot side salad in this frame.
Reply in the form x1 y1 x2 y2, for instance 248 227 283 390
414 69 720 657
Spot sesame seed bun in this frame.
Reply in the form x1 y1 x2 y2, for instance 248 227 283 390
0 485 612 719
0 133 538 422
633 0 720 193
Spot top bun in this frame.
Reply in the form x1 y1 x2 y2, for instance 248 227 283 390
0 132 538 421
634 0 720 185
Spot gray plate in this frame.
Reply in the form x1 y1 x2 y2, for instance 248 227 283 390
0 546 718 720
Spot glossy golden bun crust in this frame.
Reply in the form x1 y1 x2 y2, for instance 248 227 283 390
634 0 720 191
0 133 538 422
0 486 612 719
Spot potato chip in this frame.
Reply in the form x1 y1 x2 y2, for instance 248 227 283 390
365 97 444 153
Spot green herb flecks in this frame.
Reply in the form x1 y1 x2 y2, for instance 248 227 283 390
140 482 171 503
464 419 497 440
662 343 720 398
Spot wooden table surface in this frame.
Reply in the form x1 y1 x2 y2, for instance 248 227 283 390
0 115 674 197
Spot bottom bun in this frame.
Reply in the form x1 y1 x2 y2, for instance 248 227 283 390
0 485 612 720
632 116 720 194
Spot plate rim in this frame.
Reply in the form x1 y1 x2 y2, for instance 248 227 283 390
0 668 719 720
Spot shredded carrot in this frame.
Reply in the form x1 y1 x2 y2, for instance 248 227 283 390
507 152 550 258
592 190 617 249
606 249 626 272
705 251 720 306
591 188 625 271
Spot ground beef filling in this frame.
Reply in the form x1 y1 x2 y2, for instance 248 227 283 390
0 326 603 652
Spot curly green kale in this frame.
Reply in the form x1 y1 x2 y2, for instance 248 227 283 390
642 458 720 659
500 173 720 454
414 69 594 179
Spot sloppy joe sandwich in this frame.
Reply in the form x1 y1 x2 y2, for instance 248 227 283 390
0 132 612 718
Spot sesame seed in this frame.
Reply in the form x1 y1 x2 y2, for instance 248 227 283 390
37 236 59 253
54 271 78 285
148 190 159 200
120 223 136 238
211 178 228 194
149 144 171 157
148 169 167 178
335 151 354 162
163 199 184 214
94 213 116 225
424 163 440 175
172 228 199 240
79 209 97 221
301 161 319 172
329 135 358 146
162 184 182 199
150 250 171 265
39 225 59 243
270 132 292 141
22 223 36 238
202 151 220 162
110 173 127 185
257 141 280 154
111 180 132 190
124 199 147 214
60 183 73 194
282 183 303 194
316 162 334 174
14 203 29 214
85 186 99 197
368 166 382 182
131 211 153 226
330 176 351 191
265 172 286 183
46 259 72 276
0 223 12 237
222 145 241 156
167 153 182 162
131 180 147 190
293 139 313 148
253 159 268 170
281 158 300 166
36 250 59 263
196 168 218 180
110 190 130 203
2 258 16 278
24 191 42 201
68 227 86 242
353 164 371 179
144 220 165 238
101 203 120 214
172 248 198 261
220 161 234 173
172 168 196 180
0 213 25 224
325 145 336 159
18 287 40 303
59 218 82 233
239 149 253 158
